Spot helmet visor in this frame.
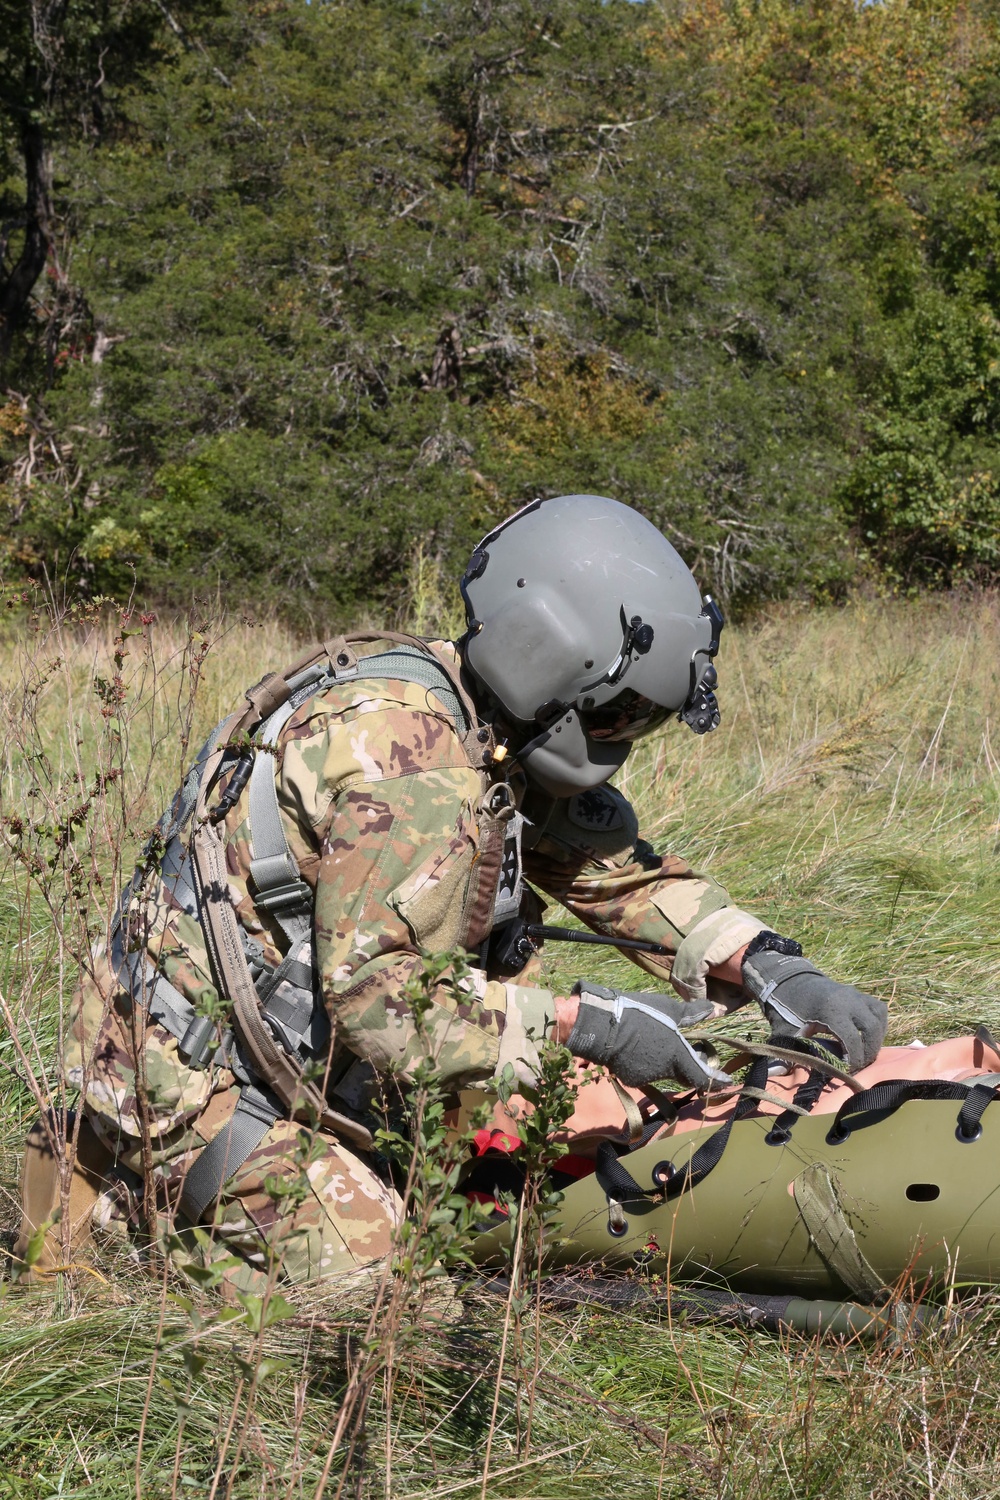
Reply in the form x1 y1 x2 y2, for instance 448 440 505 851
579 690 672 744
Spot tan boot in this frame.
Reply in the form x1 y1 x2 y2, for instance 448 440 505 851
14 1113 115 1278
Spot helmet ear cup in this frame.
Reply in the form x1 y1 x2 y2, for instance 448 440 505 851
518 710 630 799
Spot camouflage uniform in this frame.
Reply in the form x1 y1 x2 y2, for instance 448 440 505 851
69 640 762 1291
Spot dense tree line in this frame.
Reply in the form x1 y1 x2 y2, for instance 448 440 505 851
2 0 1000 623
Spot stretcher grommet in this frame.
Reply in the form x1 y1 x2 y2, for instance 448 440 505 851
825 1124 850 1145
765 1125 791 1147
651 1161 674 1187
956 1122 983 1144
607 1216 629 1238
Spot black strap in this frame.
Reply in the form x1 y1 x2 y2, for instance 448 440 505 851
179 1083 283 1222
595 1055 772 1205
764 1073 825 1148
957 1082 997 1140
662 1054 771 1201
825 1077 1000 1144
764 1038 840 1147
594 1113 672 1201
594 1052 1000 1210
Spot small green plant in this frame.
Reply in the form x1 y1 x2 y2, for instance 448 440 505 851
374 950 493 1286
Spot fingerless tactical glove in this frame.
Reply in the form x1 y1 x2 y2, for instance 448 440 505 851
567 981 721 1090
741 933 887 1073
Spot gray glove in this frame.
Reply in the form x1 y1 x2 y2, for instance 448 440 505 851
567 981 722 1090
741 937 887 1073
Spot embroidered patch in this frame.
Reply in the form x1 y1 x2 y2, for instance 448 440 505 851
567 788 626 833
492 811 525 925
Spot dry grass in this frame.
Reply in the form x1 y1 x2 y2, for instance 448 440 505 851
1 588 1000 1497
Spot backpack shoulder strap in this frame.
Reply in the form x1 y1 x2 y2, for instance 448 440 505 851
185 632 488 1147
325 630 489 770
187 658 372 1149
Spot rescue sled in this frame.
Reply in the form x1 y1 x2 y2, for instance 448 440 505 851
469 1033 1000 1300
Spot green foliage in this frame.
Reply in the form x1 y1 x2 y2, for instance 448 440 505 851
375 951 494 1280
6 1 1000 614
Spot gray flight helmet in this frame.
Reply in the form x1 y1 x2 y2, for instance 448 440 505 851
461 494 723 797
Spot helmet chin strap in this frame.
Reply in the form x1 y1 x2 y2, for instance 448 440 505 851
517 708 631 799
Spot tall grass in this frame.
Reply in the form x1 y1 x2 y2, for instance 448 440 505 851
1 587 1000 1497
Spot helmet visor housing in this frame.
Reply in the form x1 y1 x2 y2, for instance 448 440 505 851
578 691 672 744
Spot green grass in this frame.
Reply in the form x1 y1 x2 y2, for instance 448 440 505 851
2 593 1000 1497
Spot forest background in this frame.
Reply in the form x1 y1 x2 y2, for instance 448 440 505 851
5 0 1000 620
8 4 1000 1498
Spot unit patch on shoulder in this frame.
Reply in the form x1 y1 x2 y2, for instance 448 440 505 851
567 788 626 833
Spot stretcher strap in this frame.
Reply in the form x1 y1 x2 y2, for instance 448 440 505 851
594 1111 676 1203
684 1031 865 1093
611 1077 646 1144
595 1036 875 1209
600 1065 1000 1218
792 1163 885 1300
826 1076 1000 1143
605 1039 833 1205
764 1044 833 1146
596 1054 773 1207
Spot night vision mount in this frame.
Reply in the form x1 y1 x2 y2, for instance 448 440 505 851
679 596 723 736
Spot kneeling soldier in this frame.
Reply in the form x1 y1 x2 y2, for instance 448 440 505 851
20 494 887 1292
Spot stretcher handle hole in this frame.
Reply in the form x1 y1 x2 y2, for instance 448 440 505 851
765 1125 791 1147
905 1183 941 1201
651 1160 674 1187
956 1122 983 1144
825 1124 851 1145
607 1216 629 1238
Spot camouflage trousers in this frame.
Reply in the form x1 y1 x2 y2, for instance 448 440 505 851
158 1067 643 1294
20 1108 401 1299
158 1115 403 1297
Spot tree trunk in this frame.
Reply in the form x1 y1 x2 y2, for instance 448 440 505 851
0 118 53 365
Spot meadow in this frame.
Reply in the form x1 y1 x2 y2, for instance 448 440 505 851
1 586 1000 1498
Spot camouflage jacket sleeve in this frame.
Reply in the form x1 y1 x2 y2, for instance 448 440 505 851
522 785 766 1004
279 680 555 1091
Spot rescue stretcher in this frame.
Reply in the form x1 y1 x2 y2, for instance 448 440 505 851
469 1032 1000 1305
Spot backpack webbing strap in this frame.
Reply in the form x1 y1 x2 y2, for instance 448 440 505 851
180 633 483 1153
106 718 234 1070
324 631 484 766
247 693 317 946
349 647 470 735
189 698 374 1152
246 646 474 945
110 940 222 1070
178 1082 283 1222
